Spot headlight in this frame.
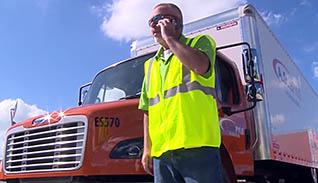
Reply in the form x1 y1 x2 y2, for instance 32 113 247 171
110 138 143 159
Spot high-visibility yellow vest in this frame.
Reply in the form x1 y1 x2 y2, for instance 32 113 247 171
145 35 221 157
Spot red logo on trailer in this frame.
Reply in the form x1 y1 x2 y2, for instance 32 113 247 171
216 21 238 31
273 59 301 105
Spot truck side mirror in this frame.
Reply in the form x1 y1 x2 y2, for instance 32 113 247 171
243 47 264 103
78 82 92 106
246 82 263 102
243 48 261 83
254 82 264 101
217 42 262 116
83 89 89 100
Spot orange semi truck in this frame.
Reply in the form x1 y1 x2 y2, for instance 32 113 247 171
1 4 318 183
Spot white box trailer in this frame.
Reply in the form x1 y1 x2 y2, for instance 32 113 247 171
132 4 318 182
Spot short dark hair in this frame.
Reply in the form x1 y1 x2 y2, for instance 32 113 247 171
154 3 183 21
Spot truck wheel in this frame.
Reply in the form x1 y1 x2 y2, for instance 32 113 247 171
311 168 318 183
299 167 318 183
289 167 318 183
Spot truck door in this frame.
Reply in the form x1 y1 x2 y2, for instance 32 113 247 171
215 54 254 176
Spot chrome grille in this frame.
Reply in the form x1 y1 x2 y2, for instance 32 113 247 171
5 118 87 173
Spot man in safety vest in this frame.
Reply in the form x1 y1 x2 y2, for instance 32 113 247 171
138 3 223 183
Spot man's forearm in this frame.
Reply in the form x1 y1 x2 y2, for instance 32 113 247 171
165 37 210 75
141 112 153 175
143 112 152 153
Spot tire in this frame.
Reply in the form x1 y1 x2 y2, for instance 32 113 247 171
311 168 318 183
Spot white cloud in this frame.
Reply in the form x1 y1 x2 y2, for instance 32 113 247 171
260 11 287 26
0 99 47 159
271 114 286 125
300 0 311 6
94 0 247 41
312 62 318 79
91 4 109 18
290 8 297 16
304 42 318 53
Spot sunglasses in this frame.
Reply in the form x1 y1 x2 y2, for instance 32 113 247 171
148 14 181 28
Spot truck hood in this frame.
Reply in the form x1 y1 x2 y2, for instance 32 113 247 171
8 99 139 131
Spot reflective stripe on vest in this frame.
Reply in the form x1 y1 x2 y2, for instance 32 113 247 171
147 37 216 106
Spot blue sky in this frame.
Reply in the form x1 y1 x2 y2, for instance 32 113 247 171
0 0 131 111
0 0 317 146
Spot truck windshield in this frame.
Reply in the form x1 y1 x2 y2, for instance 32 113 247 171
83 53 154 105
